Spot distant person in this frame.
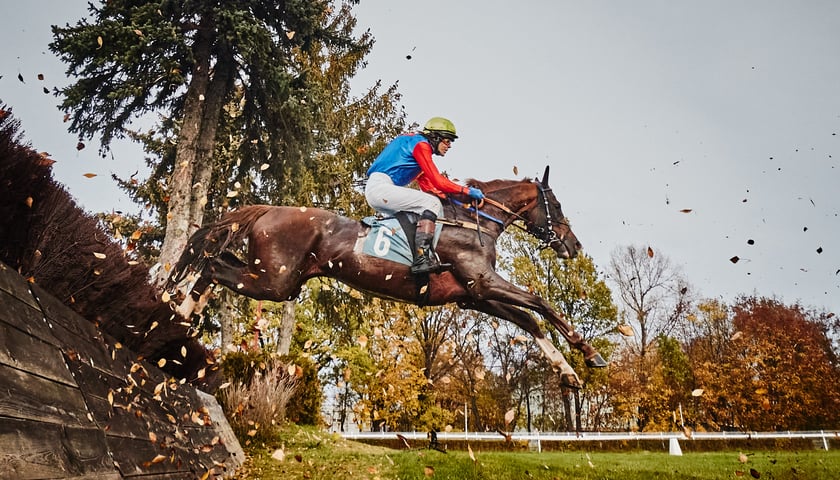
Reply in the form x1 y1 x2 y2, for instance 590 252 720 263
365 117 484 275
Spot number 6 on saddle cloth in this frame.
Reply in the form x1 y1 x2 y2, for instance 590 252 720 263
357 212 442 267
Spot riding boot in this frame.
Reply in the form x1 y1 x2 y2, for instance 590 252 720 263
410 212 451 275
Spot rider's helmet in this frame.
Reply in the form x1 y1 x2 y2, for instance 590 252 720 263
422 117 457 155
422 117 458 140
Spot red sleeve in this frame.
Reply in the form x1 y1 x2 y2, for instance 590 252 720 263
412 141 467 195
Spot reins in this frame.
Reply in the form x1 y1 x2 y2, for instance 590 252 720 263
448 180 566 250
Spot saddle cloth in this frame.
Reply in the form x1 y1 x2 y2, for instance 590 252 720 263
357 216 443 266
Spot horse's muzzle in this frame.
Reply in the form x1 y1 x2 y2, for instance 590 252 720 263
550 236 581 259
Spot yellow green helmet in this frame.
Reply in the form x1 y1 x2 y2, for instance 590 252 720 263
422 117 458 139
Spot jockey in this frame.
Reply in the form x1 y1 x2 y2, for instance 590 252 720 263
365 116 485 275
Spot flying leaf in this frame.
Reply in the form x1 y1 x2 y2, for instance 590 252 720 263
76 142 85 151
691 388 704 397
679 208 693 213
83 173 97 178
17 73 24 83
158 358 166 368
468 444 476 463
286 31 295 40
93 252 106 259
738 452 748 463
647 246 654 258
504 408 515 427
730 256 740 264
423 466 435 477
151 454 167 464
749 468 760 478
731 331 743 341
37 73 44 81
357 335 368 348
513 165 519 175
617 324 634 336
97 36 103 49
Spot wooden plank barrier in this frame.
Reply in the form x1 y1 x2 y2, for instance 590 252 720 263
0 262 244 479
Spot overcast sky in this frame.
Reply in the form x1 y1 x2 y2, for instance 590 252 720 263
1 1 838 316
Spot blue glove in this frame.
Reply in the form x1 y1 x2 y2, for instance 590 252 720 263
467 187 484 200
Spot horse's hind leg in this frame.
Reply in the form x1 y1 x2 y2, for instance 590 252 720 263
204 252 304 303
460 299 582 389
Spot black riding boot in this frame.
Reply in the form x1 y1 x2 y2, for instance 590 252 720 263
410 211 451 275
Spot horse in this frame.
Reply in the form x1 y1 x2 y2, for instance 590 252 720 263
166 166 607 388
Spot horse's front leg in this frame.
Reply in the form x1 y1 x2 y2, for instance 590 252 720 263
466 271 607 368
460 299 582 389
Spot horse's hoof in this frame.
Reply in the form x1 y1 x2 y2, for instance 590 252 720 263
585 353 608 368
560 373 582 390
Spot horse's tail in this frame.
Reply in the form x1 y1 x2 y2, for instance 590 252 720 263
167 205 272 288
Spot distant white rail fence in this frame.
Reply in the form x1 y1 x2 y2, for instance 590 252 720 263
341 430 839 451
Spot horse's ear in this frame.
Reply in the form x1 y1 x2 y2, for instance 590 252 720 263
541 165 550 186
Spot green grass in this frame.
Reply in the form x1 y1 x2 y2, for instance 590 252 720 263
234 425 840 479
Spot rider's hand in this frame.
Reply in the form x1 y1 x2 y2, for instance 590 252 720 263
467 187 484 200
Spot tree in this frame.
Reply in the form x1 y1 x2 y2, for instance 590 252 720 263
50 0 383 285
608 245 692 359
691 296 840 431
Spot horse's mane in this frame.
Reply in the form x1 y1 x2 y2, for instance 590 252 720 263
0 105 217 387
465 177 533 193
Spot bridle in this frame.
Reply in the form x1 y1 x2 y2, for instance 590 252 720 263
465 180 569 250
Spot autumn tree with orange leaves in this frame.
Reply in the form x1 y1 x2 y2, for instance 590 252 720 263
688 296 840 431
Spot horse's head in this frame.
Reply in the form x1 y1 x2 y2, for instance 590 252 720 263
465 166 582 258
524 166 581 258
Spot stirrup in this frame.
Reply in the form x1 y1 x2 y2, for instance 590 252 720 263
410 255 452 275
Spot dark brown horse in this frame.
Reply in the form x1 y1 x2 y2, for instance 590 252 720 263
167 166 606 387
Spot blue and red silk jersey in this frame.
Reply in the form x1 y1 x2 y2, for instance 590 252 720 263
367 133 467 198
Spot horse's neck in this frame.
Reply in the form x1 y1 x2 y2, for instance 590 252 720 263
443 181 535 234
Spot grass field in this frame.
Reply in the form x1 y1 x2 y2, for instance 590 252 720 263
233 425 840 479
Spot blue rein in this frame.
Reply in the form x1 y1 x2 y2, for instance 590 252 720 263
449 198 506 226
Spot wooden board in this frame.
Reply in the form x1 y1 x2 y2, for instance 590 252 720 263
0 262 39 309
0 311 76 385
0 417 119 479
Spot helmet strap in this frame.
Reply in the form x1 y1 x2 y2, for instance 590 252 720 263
422 132 443 155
